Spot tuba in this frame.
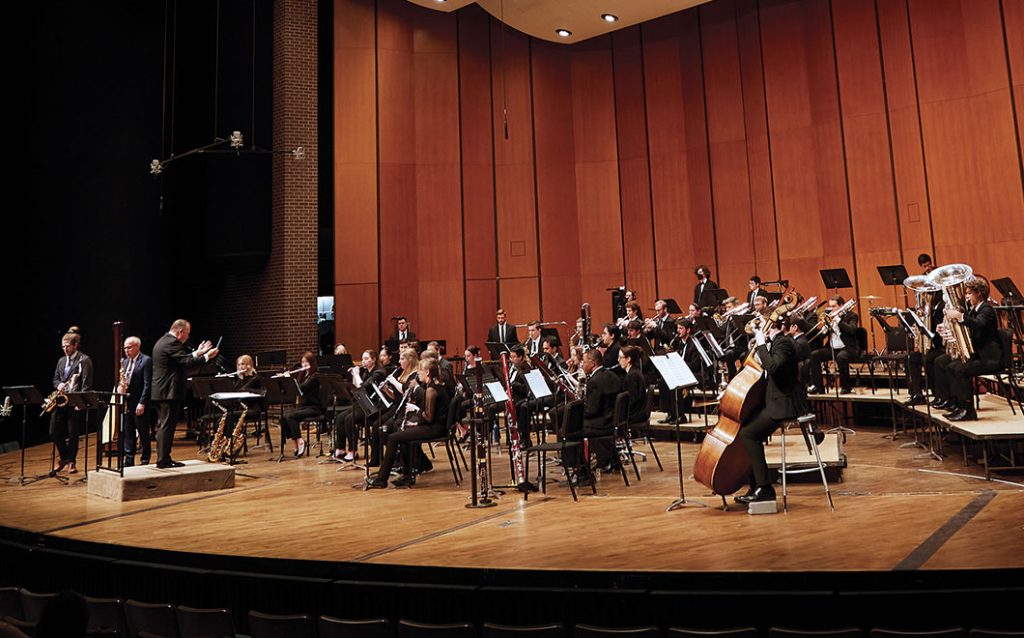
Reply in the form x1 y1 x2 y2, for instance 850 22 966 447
928 263 974 363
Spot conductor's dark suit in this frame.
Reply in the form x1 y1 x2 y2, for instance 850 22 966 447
737 333 809 487
152 333 208 466
121 352 153 466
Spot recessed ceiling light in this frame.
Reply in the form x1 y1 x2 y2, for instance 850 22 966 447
601 14 618 23
555 28 572 37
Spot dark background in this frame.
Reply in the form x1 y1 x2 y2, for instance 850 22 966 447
3 0 275 448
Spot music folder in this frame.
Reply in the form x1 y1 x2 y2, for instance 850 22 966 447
524 370 553 400
877 264 909 286
650 354 699 391
484 381 509 403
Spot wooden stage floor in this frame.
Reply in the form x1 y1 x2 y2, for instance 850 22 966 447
1 417 1022 574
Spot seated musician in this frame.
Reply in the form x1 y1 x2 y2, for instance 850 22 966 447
232 353 264 411
599 323 623 372
368 347 419 467
905 254 945 406
735 315 820 504
507 346 534 447
566 345 584 375
523 321 543 357
333 349 387 462
560 348 622 480
617 301 644 330
718 298 748 379
277 352 319 457
619 345 649 428
368 359 450 489
658 319 703 423
643 300 675 352
426 341 452 374
932 278 1001 421
785 317 812 388
422 349 457 397
807 296 860 394
378 347 396 375
541 338 567 373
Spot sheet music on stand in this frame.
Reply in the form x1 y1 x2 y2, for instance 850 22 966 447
524 370 553 400
701 331 725 358
689 336 713 368
484 381 509 403
651 354 699 390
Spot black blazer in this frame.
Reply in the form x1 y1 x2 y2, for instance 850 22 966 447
389 329 417 343
53 352 93 391
151 333 205 402
755 334 808 421
826 312 860 353
694 279 718 305
121 353 152 408
963 302 1001 365
601 341 622 372
508 364 531 403
624 366 648 423
644 315 675 350
296 373 322 410
486 323 519 347
583 367 621 434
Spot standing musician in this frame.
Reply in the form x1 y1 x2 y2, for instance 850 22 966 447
747 276 765 308
49 331 94 475
333 349 387 462
735 315 819 504
932 278 1001 422
523 321 543 357
599 323 623 372
657 319 702 424
807 296 860 394
487 308 520 357
693 264 718 306
368 359 449 489
152 319 219 469
277 351 319 458
390 316 416 343
905 254 945 406
644 300 676 352
121 336 152 467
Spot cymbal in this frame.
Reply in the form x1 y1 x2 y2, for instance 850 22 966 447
860 295 882 300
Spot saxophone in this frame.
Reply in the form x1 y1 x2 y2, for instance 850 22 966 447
207 402 230 462
226 402 249 462
41 370 80 416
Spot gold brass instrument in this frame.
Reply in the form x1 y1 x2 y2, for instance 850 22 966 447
227 402 249 461
805 298 856 340
929 263 975 363
41 370 80 417
903 274 941 353
208 402 230 462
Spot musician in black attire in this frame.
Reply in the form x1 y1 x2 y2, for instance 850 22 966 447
368 359 449 488
785 317 813 389
905 256 946 406
807 296 860 394
49 331 93 475
542 338 567 372
736 316 816 504
746 276 764 308
932 278 1002 421
507 347 534 447
333 349 387 461
486 309 520 358
562 349 622 473
378 347 396 375
644 300 676 352
121 336 152 467
599 323 622 372
389 316 416 343
693 264 718 306
658 319 702 424
151 319 219 468
278 351 319 457
619 345 648 424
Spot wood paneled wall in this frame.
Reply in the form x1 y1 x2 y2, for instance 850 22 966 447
334 0 1024 355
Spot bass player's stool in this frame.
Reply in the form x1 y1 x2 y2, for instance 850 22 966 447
779 414 835 513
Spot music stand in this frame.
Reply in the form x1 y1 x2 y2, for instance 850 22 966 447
663 298 683 315
4 386 44 485
992 277 1023 305
820 268 852 295
383 339 401 355
263 377 301 461
540 328 562 349
486 341 515 360
698 287 729 311
256 349 287 370
877 264 909 308
649 355 705 511
317 373 355 464
66 391 102 482
318 354 353 373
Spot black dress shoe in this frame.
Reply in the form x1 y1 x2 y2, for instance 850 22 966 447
391 475 416 488
733 486 757 503
736 485 776 504
942 403 961 413
367 458 381 468
367 478 388 489
902 394 926 407
930 397 949 408
947 409 977 422
156 460 186 469
806 385 820 395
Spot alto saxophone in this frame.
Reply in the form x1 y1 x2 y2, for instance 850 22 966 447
41 370 80 416
207 402 230 462
226 402 249 462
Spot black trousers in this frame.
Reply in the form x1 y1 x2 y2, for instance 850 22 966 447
561 423 615 468
378 423 446 478
810 346 857 390
49 407 84 463
123 404 153 465
334 405 365 451
153 400 182 465
908 347 943 396
737 410 781 487
658 383 693 420
933 354 994 409
280 406 319 441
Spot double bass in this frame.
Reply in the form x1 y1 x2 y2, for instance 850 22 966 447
693 290 799 496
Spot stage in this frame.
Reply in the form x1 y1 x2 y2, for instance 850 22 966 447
1 418 1021 574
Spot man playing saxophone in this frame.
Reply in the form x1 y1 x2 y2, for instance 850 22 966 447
121 336 152 467
49 332 93 475
931 278 1001 422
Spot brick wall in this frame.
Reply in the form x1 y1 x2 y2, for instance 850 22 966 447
208 0 318 367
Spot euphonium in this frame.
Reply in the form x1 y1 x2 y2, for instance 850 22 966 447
903 274 941 353
928 263 974 363
207 402 230 462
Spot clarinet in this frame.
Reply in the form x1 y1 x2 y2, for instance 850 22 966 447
500 353 527 488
